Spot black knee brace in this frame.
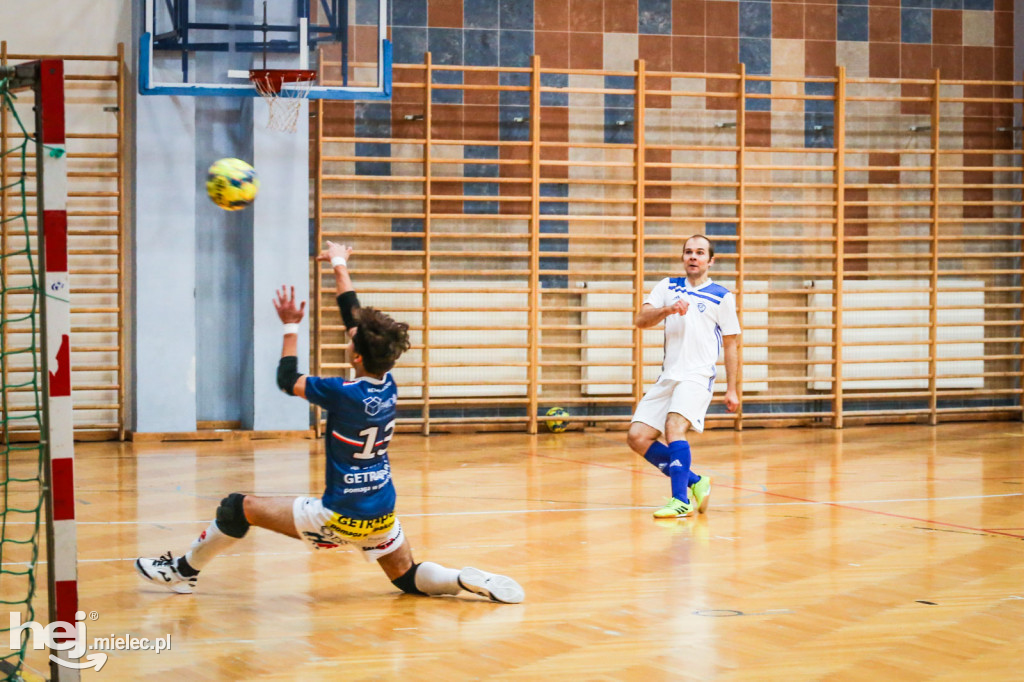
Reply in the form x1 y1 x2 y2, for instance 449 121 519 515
215 493 250 539
391 563 425 595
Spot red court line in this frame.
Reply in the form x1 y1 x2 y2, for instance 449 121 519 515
748 477 1023 485
534 452 1024 540
725 484 1024 540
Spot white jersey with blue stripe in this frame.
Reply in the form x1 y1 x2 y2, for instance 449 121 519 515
303 373 398 518
645 277 741 384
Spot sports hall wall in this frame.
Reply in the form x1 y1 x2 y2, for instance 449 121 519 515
313 0 1024 432
4 2 1024 437
2 1 311 436
1 2 131 437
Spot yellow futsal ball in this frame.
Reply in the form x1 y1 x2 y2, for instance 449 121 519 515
545 406 570 433
206 158 260 210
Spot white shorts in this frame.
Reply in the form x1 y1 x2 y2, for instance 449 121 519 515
292 496 405 561
631 378 713 434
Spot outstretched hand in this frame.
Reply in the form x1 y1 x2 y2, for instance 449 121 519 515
316 240 353 264
273 285 306 323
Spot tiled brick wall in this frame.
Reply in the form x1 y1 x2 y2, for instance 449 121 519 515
331 0 1012 281
371 0 1014 139
386 1 1012 80
327 1 1015 150
334 0 1016 191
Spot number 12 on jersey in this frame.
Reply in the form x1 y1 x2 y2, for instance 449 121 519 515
355 419 396 459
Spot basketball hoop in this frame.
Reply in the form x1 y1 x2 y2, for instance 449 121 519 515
249 68 316 133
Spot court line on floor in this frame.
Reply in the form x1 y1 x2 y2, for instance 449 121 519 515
533 452 1024 540
730 486 1024 539
3 492 1018 525
3 491 1020 569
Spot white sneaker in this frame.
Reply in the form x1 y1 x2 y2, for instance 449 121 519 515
458 567 524 604
135 552 197 594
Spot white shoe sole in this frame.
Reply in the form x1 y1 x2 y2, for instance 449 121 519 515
135 558 195 594
459 567 524 604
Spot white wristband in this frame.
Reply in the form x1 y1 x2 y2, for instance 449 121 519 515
330 256 347 268
282 323 300 335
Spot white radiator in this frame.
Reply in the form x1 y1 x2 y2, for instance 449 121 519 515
360 281 528 398
581 281 767 395
808 279 985 390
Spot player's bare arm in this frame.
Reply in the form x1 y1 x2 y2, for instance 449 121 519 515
634 300 689 329
317 240 360 337
274 284 307 399
723 334 739 412
316 240 355 296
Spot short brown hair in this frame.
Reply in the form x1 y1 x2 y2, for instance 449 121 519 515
685 234 714 259
352 307 411 375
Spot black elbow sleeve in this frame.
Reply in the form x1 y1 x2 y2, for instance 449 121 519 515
336 291 361 330
276 356 302 395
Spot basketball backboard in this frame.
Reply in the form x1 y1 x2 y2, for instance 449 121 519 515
138 0 391 100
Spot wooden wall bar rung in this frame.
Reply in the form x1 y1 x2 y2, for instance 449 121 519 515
1 45 125 439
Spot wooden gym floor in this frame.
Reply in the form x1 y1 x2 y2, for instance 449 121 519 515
12 422 1024 680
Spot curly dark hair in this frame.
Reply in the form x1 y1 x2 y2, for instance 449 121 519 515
351 307 411 375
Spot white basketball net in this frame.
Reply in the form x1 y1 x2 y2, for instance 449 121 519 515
252 73 314 133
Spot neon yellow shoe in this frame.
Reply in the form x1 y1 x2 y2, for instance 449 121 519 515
690 475 712 514
652 497 694 518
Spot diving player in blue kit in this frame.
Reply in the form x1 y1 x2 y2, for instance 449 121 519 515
136 241 524 604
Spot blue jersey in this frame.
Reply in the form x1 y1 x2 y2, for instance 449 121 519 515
303 373 398 518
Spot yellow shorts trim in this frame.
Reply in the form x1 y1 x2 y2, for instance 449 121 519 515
325 511 396 540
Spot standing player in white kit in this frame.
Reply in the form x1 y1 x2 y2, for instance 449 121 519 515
626 235 741 518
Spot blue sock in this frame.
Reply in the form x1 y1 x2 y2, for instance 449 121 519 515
688 471 701 487
667 440 692 502
643 442 670 476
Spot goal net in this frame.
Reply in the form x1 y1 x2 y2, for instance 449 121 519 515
0 60 78 682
